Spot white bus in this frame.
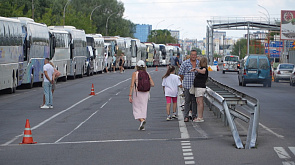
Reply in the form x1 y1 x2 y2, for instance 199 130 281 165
159 44 167 66
17 17 50 88
49 26 87 78
0 17 23 94
144 43 154 67
131 39 139 68
89 34 105 74
104 36 119 69
123 37 132 68
49 29 71 81
86 34 105 74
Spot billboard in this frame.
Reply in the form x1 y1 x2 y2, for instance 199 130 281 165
281 10 295 40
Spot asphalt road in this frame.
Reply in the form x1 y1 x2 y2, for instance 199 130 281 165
0 67 294 165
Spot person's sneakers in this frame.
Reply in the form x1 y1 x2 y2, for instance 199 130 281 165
49 105 53 109
138 120 146 130
166 115 172 121
40 105 49 109
172 114 178 119
193 118 204 122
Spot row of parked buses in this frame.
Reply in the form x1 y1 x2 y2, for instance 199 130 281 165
0 16 183 94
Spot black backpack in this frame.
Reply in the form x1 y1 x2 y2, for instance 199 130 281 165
136 70 150 92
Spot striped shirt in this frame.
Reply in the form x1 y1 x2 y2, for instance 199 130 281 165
178 59 199 89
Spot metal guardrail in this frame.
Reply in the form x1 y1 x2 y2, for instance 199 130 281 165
204 77 260 149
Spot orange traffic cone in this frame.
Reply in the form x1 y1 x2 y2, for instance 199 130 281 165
20 119 37 144
155 66 158 71
89 84 95 95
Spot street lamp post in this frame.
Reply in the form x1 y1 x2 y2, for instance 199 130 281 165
258 4 270 24
155 20 165 43
165 24 174 43
63 0 71 25
90 5 102 21
105 12 116 36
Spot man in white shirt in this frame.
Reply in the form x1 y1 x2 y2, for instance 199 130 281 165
41 58 54 109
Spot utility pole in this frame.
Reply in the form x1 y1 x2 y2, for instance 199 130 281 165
32 0 34 20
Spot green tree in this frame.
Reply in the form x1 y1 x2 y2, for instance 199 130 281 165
0 0 135 37
147 30 177 44
231 38 265 59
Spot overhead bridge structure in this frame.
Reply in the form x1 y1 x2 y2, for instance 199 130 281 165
206 17 281 64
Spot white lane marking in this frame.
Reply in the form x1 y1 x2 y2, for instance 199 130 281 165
182 146 191 149
289 147 295 156
183 152 193 156
178 109 190 139
192 123 208 138
184 157 194 160
184 156 195 160
109 97 112 101
100 101 108 109
183 149 192 152
181 143 191 146
282 161 295 165
1 78 131 146
4 138 169 146
274 147 291 159
185 161 195 165
55 109 100 143
259 123 284 139
115 92 120 95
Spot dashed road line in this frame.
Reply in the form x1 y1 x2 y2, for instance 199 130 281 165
178 108 196 164
274 147 295 165
282 161 295 165
289 147 295 156
274 147 291 159
1 78 131 147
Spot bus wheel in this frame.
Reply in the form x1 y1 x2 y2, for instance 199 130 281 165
27 74 34 89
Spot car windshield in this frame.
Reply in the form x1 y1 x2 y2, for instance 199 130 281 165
279 64 294 69
225 56 238 62
259 59 269 70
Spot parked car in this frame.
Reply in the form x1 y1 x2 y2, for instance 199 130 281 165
273 63 294 82
238 54 272 87
290 67 295 86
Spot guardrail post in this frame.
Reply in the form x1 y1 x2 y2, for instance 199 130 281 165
223 101 244 149
245 102 260 149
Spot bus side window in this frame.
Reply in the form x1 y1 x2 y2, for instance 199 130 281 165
0 21 3 46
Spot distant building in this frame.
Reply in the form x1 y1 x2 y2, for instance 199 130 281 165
134 24 152 42
169 30 180 40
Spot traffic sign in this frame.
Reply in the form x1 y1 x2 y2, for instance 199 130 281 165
213 61 218 66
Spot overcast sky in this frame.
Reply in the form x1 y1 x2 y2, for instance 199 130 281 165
120 0 294 40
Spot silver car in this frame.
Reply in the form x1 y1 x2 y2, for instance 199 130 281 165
290 67 295 86
274 63 295 82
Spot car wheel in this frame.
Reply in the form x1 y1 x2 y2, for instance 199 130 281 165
238 77 242 86
242 78 246 87
268 81 272 87
274 77 279 82
223 71 225 74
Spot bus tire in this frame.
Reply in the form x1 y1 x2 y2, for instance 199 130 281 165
27 73 34 89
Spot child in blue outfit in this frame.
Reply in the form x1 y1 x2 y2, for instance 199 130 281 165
162 65 182 121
